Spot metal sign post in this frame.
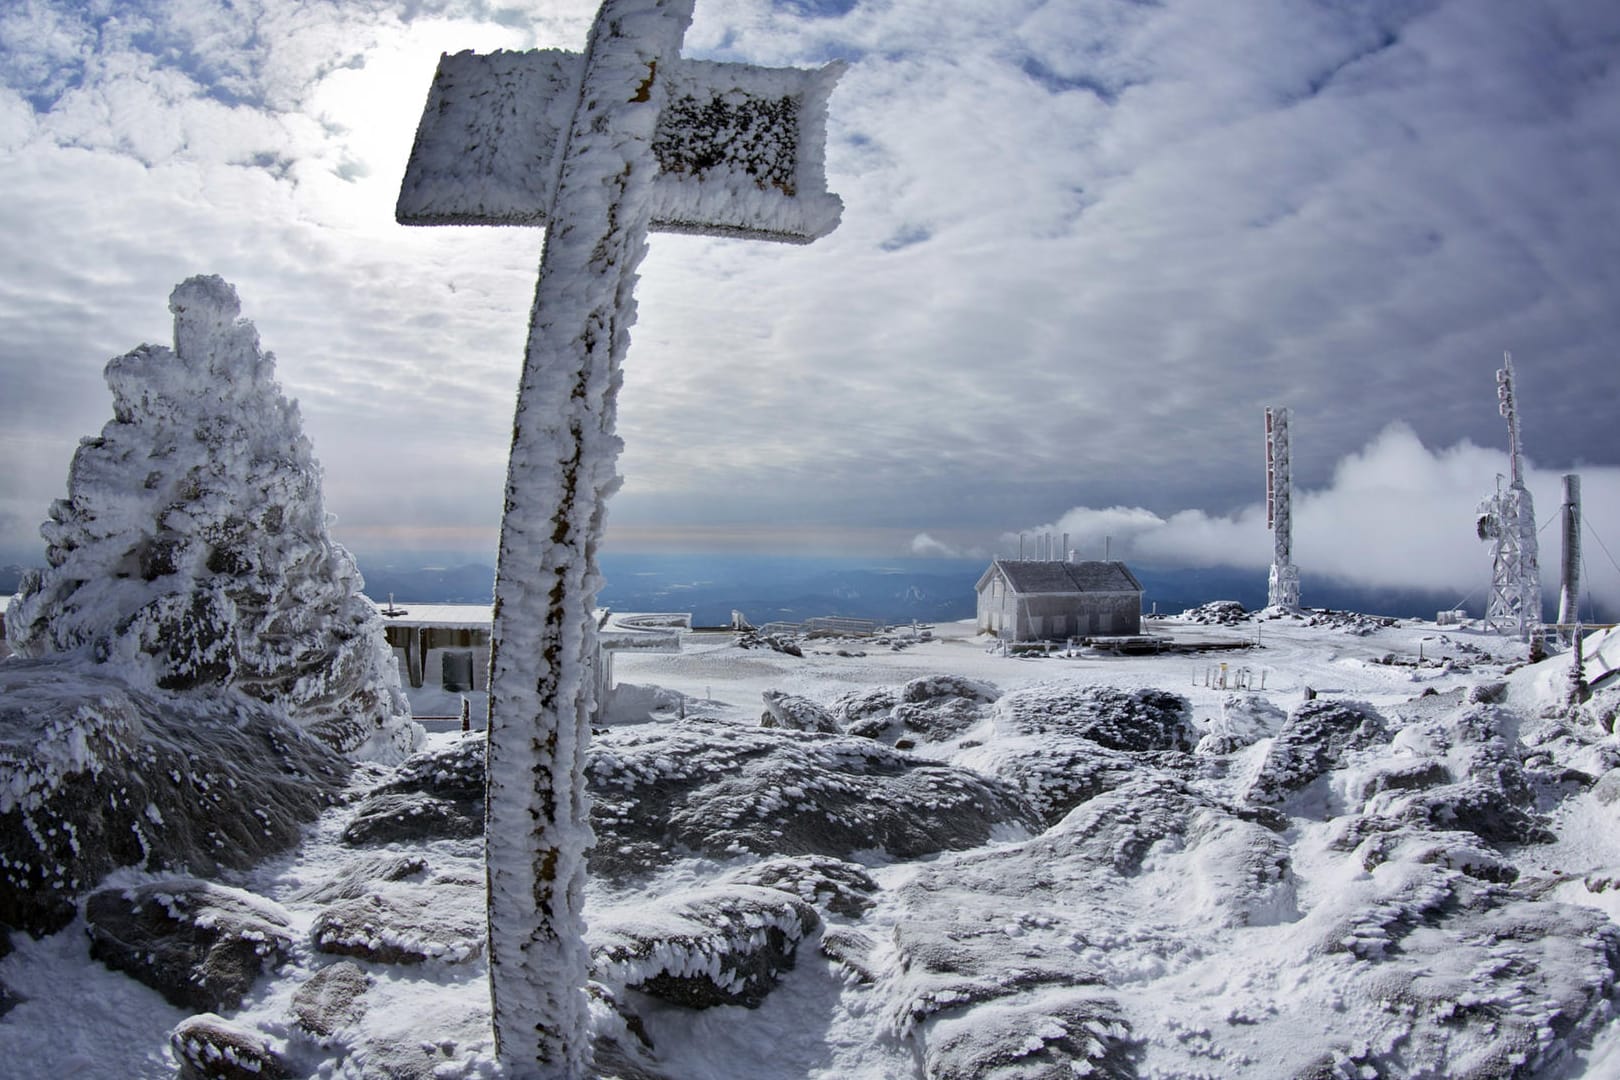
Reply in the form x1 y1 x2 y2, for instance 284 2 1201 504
396 2 843 1072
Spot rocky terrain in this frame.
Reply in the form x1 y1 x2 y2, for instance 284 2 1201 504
3 613 1620 1078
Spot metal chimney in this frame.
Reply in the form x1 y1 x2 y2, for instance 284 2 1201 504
1558 473 1581 642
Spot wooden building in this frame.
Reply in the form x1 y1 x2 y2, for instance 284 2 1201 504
372 599 685 703
375 602 493 692
975 558 1144 641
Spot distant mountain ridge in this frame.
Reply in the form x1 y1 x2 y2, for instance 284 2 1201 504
348 554 1508 627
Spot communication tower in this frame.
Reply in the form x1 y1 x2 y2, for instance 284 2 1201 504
1475 353 1540 641
1265 406 1300 610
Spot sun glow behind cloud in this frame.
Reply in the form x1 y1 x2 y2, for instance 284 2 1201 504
1 0 1617 588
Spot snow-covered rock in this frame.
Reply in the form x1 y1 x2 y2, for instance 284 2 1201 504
921 992 1136 1080
1333 699 1554 847
353 724 1042 874
289 960 370 1038
588 719 1043 880
1243 698 1390 807
833 674 999 746
285 853 429 904
737 631 803 656
759 689 839 733
1179 600 1249 625
1287 838 1620 1076
591 885 819 1009
340 734 484 846
1196 692 1288 755
993 683 1195 753
341 791 484 846
171 1012 291 1080
311 885 484 966
719 854 879 919
587 981 666 1080
85 879 294 1012
12 611 1620 1077
961 737 1190 827
940 684 1199 825
876 775 1290 1076
4 276 419 762
0 658 346 938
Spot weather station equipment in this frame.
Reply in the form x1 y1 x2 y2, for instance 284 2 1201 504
1475 353 1540 642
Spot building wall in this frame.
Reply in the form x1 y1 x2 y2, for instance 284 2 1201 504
977 584 1142 640
383 624 491 690
976 577 1014 635
1016 592 1141 639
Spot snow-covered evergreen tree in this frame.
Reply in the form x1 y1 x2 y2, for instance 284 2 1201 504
5 275 420 762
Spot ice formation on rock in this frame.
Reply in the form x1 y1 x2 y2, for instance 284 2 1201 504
4 276 419 762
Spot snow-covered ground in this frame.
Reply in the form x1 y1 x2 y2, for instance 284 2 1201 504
5 612 1620 1078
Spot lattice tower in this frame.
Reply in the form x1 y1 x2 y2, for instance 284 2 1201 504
1476 353 1540 641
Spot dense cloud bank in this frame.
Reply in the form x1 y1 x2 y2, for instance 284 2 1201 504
4 1 1620 561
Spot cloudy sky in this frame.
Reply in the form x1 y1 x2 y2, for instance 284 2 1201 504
2 0 1618 609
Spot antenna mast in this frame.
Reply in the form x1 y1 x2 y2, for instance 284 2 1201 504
1558 473 1581 644
1265 406 1300 610
1476 352 1540 641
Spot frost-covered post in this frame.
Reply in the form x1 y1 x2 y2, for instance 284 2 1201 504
396 2 842 1074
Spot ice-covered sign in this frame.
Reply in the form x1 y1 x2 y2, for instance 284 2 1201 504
398 47 844 242
395 2 842 1076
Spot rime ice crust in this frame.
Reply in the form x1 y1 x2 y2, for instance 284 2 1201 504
5 276 420 762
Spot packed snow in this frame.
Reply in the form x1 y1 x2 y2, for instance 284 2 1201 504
5 609 1620 1078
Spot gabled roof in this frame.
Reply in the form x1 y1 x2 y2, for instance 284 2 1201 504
976 559 1143 596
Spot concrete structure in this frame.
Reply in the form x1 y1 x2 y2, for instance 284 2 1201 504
975 559 1143 641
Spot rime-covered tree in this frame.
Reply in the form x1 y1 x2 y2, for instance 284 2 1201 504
5 276 420 762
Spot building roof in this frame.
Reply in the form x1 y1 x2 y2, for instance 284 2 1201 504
977 559 1143 596
370 599 493 629
366 598 685 651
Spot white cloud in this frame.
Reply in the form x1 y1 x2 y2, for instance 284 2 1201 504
1 0 1617 572
908 531 988 559
1004 424 1620 613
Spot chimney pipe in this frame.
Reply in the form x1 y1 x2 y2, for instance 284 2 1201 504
1559 473 1582 641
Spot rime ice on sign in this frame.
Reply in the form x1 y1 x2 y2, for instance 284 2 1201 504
395 2 843 1075
398 47 842 242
